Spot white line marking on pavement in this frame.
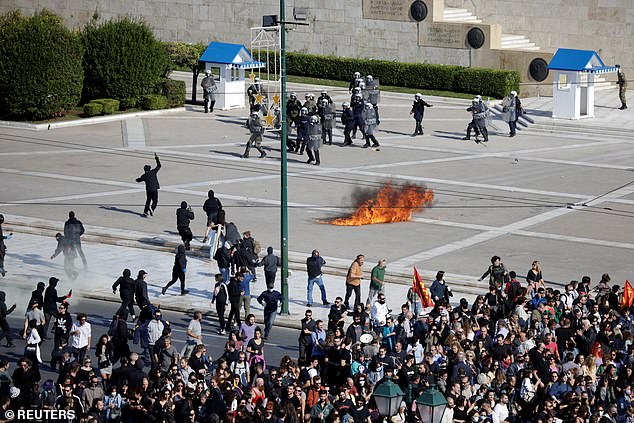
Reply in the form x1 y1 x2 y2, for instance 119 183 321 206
395 185 634 265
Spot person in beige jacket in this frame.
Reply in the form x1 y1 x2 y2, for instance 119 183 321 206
344 254 364 310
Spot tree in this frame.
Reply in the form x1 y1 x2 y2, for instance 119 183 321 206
82 17 169 102
165 42 207 102
0 10 83 120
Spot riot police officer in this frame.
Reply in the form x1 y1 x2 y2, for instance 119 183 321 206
351 93 365 139
306 115 322 166
341 102 355 146
243 112 267 158
286 92 302 151
349 71 362 93
362 103 380 148
319 99 335 145
247 77 262 113
295 107 310 155
201 69 217 113
303 93 318 116
464 97 489 143
410 93 433 136
364 75 381 125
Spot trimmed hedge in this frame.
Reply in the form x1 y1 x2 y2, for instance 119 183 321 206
92 98 120 114
139 94 168 110
120 97 138 110
82 17 169 102
156 79 185 107
83 102 103 117
285 52 519 99
0 10 84 120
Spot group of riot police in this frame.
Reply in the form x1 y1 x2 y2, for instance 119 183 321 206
240 70 498 162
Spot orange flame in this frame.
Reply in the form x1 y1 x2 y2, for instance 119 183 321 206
324 182 434 226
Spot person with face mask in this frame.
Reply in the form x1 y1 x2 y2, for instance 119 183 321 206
176 201 195 251
135 153 161 218
0 214 12 277
112 269 136 320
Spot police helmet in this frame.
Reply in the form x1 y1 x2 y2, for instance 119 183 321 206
366 75 373 82
359 82 366 90
310 115 319 124
290 92 297 99
254 77 260 82
354 71 361 78
365 102 373 109
510 90 517 96
476 95 482 101
205 69 211 75
300 107 308 115
472 97 480 104
353 87 361 94
321 90 328 95
342 102 350 108
414 93 422 100
355 93 363 100
310 93 315 100
251 111 259 118
321 99 329 107
305 93 311 99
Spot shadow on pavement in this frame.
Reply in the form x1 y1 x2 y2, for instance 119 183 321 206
9 253 56 268
100 205 146 218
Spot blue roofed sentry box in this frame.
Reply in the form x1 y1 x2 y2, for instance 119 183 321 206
199 42 265 69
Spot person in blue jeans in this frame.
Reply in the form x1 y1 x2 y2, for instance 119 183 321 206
306 250 330 307
257 286 283 340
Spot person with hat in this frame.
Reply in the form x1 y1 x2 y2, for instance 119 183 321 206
616 64 627 110
201 69 218 113
135 153 162 218
134 270 151 310
247 76 262 113
409 93 433 136
463 96 489 143
0 214 12 277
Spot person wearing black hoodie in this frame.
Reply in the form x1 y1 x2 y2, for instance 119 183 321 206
202 190 223 243
176 201 195 250
64 211 87 268
225 273 243 332
136 153 161 218
257 247 280 289
0 214 12 277
112 269 136 320
134 270 151 310
162 245 188 296
0 291 16 347
43 277 71 339
29 282 45 313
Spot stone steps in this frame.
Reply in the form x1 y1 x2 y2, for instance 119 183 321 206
442 8 482 23
500 34 540 51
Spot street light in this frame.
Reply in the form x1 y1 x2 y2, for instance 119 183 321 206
373 378 405 420
415 384 447 423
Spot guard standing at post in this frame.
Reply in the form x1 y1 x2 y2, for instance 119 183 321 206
616 65 628 110
243 112 267 159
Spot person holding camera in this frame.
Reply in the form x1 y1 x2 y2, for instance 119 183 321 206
176 201 195 251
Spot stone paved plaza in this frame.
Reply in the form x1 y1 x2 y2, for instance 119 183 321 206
0 82 632 317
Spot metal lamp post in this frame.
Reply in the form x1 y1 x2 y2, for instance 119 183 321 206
279 0 289 315
415 384 447 423
373 378 405 421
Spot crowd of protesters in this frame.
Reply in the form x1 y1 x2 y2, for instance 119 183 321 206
0 252 633 423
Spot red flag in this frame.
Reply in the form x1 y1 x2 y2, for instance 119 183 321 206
621 280 634 308
413 267 434 308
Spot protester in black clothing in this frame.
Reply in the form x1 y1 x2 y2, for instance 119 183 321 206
225 273 243 332
202 190 223 243
134 270 151 310
51 233 78 280
112 269 136 320
212 274 229 334
162 245 188 296
0 214 12 277
110 314 130 363
176 201 195 250
136 154 162 218
30 282 45 314
214 244 232 283
43 277 70 339
257 246 280 289
64 211 87 268
0 292 16 347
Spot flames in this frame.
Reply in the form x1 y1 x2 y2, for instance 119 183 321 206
323 182 434 226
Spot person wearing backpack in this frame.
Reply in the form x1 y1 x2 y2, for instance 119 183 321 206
211 273 228 335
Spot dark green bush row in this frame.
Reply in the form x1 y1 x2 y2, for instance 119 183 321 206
0 10 84 120
155 79 186 107
139 94 168 110
91 98 120 114
285 52 520 99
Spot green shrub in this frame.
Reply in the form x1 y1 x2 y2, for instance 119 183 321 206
285 52 519 98
156 79 185 107
82 17 169 102
83 102 103 117
0 10 84 120
139 94 168 110
120 97 138 110
95 98 120 114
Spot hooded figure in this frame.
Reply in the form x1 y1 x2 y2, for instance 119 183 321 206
43 277 69 338
0 214 11 277
0 291 16 347
113 269 136 320
63 211 86 267
162 245 188 296
203 190 223 242
134 270 151 310
136 154 162 217
176 201 194 250
51 233 78 280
